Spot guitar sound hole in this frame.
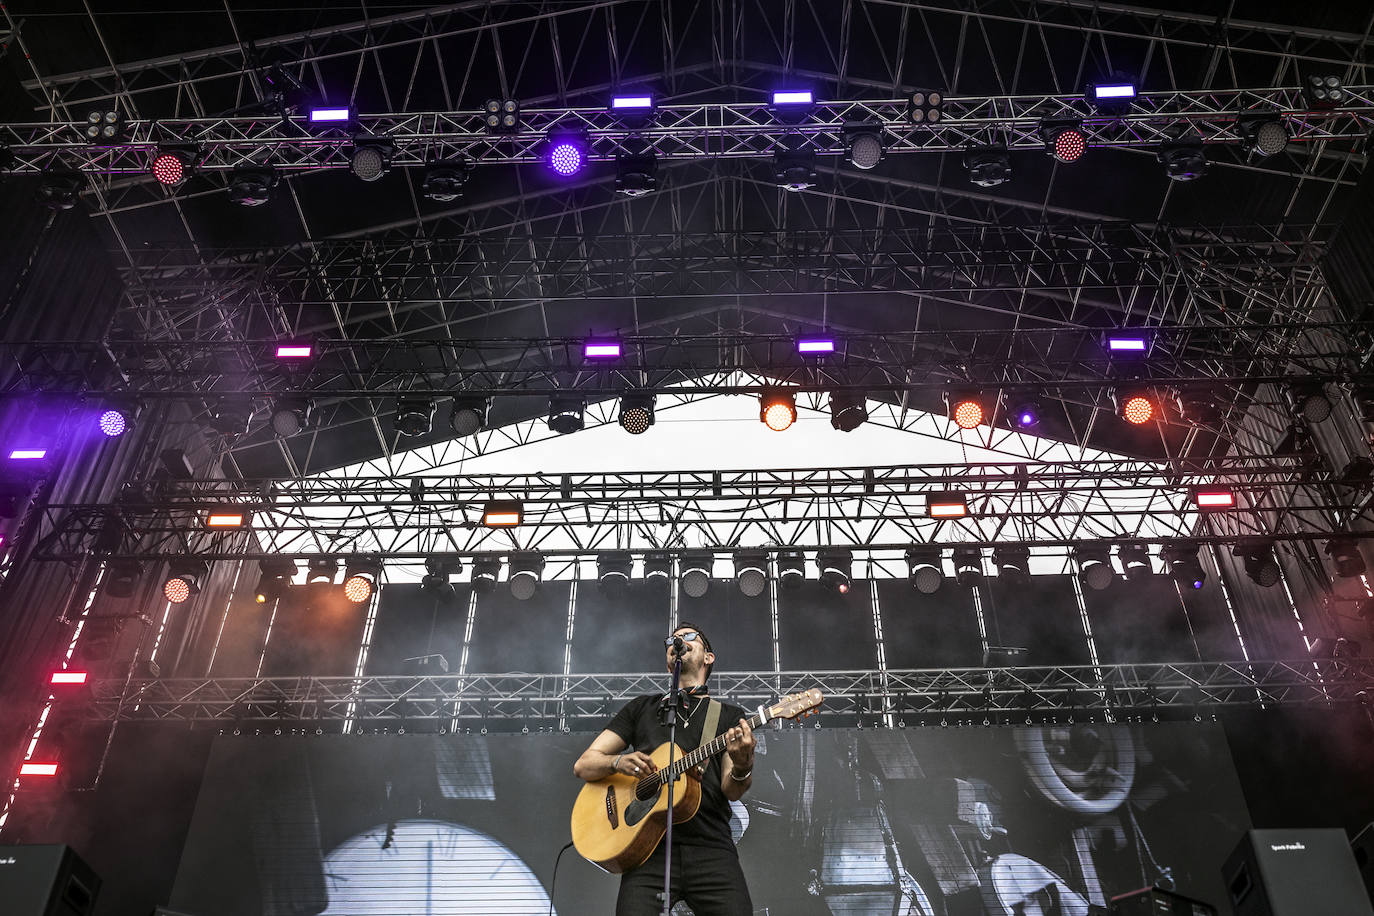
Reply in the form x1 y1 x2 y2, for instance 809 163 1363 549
635 779 659 802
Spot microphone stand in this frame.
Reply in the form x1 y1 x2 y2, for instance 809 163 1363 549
657 645 686 916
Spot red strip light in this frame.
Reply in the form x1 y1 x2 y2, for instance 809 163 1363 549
20 762 59 777
1195 490 1236 509
50 672 88 685
206 512 245 528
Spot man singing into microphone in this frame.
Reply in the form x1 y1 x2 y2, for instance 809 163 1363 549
573 623 756 915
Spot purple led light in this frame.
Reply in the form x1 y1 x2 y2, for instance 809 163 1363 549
611 96 653 110
584 341 622 359
797 338 836 354
1092 83 1136 100
99 409 127 438
549 142 586 177
9 449 47 460
309 107 351 123
276 344 312 358
1020 412 1035 426
772 90 814 106
1106 336 1148 352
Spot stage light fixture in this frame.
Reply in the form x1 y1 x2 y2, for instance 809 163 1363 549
8 449 47 460
952 546 983 587
828 391 868 432
394 398 435 437
993 545 1031 586
1233 541 1281 588
926 492 968 519
269 399 313 438
760 391 797 432
343 560 381 604
421 159 470 201
964 146 1010 187
548 396 585 434
945 390 985 429
255 556 296 604
846 129 884 170
1240 117 1288 158
1302 74 1346 109
731 551 769 598
307 558 339 583
547 133 588 177
619 393 655 435
308 107 352 124
610 94 655 112
906 90 944 124
1161 543 1206 590
797 337 836 355
1113 389 1155 425
1117 543 1153 580
19 763 59 777
0 143 12 172
818 548 853 594
51 671 88 685
205 507 248 528
1192 488 1236 511
615 149 657 197
227 166 278 207
163 561 207 604
772 89 814 107
274 343 312 359
207 401 253 437
507 552 545 601
449 397 488 437
1157 140 1207 181
104 560 143 599
1009 397 1042 430
681 552 712 599
584 339 622 359
1325 538 1366 578
420 557 460 600
1041 121 1086 163
350 141 391 182
98 407 129 438
482 500 523 528
1088 80 1137 114
37 168 84 210
644 552 672 591
1104 331 1151 355
84 108 124 142
483 98 521 131
151 148 194 186
906 547 944 595
1172 388 1225 427
597 551 633 593
1073 546 1115 591
471 556 501 594
777 550 805 590
1284 380 1331 423
774 144 817 191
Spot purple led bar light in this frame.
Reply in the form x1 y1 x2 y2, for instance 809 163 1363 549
772 90 814 106
1104 332 1149 354
275 344 313 358
10 449 47 460
309 107 352 123
1091 83 1136 101
583 340 622 359
611 95 654 110
797 337 836 354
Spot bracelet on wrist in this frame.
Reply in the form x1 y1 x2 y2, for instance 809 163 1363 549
729 766 752 782
613 753 625 773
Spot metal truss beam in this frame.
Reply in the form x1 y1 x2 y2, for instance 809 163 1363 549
9 323 1361 401
7 88 1371 175
33 457 1371 561
71 660 1374 724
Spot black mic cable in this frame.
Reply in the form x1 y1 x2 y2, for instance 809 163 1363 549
548 839 575 916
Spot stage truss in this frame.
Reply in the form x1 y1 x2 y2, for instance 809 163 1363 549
68 660 1374 725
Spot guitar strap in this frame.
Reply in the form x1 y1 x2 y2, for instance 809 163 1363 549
699 700 723 750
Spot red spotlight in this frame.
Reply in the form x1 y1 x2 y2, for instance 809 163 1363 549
163 576 191 604
1118 393 1155 425
1050 127 1086 163
50 671 88 685
20 762 59 777
151 151 187 186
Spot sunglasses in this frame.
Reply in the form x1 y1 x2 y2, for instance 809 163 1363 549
664 632 703 647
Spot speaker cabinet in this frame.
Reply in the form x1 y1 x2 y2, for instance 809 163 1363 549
0 845 100 916
1353 823 1374 905
1225 829 1374 916
1109 886 1216 915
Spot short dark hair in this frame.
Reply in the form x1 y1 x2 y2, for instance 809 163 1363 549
674 622 713 678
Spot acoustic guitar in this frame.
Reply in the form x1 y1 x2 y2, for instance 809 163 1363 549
571 688 824 873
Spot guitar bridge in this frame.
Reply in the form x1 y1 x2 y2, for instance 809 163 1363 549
605 786 619 828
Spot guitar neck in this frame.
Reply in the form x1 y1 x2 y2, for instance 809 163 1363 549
663 706 767 779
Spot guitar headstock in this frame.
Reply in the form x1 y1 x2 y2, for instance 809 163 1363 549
768 688 824 721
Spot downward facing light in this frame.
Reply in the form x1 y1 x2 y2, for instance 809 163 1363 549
760 391 797 431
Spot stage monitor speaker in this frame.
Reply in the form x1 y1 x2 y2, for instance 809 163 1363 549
1353 823 1374 904
1225 828 1374 916
1109 885 1216 915
0 844 100 916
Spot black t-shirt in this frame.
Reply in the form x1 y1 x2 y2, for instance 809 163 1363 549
605 692 748 851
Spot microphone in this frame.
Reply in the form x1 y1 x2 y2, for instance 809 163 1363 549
666 635 685 655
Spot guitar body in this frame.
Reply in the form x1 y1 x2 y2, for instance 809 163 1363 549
570 742 703 874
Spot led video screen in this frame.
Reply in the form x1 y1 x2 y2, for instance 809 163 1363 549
172 723 1248 915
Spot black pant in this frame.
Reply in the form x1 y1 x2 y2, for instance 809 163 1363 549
615 843 753 916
